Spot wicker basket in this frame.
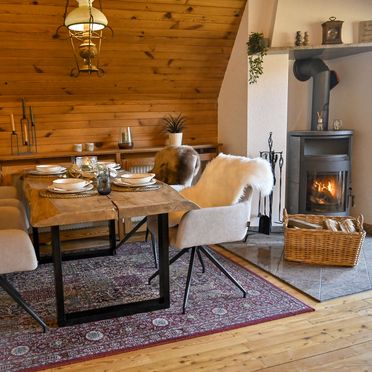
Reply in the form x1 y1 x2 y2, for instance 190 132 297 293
283 209 366 267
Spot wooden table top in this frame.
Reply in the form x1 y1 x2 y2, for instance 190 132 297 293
23 176 197 227
108 182 198 218
23 175 118 228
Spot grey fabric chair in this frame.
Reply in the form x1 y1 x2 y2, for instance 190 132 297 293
148 188 252 313
0 185 30 229
118 146 201 268
0 185 18 199
0 206 48 332
147 153 274 313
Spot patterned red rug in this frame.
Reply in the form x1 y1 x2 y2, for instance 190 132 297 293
0 242 313 371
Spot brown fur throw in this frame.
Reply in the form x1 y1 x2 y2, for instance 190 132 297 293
152 146 201 186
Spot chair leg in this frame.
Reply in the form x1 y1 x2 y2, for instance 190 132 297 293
199 246 247 298
182 247 197 314
148 248 190 284
196 248 205 273
0 275 48 332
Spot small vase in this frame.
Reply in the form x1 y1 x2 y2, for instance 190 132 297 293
168 133 183 146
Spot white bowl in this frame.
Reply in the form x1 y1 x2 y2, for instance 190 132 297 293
36 165 63 173
120 173 155 185
52 178 88 191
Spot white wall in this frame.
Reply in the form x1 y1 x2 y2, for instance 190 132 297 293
275 0 372 222
218 3 249 156
272 0 372 47
248 54 289 226
329 52 372 221
218 0 372 224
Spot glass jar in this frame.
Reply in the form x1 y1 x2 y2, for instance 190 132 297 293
96 166 111 195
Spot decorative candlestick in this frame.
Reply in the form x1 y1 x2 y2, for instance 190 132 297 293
29 106 38 152
20 97 31 151
10 114 19 155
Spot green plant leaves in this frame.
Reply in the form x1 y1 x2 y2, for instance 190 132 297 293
162 113 186 133
247 32 268 84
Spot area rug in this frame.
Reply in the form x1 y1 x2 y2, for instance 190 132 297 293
221 233 372 301
0 242 312 372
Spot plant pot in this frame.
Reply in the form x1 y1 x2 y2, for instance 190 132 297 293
168 133 183 146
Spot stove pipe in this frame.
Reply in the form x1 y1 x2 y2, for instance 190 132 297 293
293 58 339 131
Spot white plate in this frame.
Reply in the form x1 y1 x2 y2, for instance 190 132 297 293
36 165 65 173
97 162 121 170
113 179 156 187
30 168 66 175
47 183 94 194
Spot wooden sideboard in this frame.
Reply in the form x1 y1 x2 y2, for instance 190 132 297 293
0 144 221 184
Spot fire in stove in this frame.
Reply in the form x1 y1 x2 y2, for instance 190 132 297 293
307 174 344 212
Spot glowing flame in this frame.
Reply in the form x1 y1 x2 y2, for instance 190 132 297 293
313 178 337 197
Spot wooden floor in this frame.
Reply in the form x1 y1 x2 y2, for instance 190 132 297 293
46 244 372 372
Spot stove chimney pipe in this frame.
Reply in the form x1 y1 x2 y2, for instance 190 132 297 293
293 58 339 131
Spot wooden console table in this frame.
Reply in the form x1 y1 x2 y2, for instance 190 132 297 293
0 144 221 184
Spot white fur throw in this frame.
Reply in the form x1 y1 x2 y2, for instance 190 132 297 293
180 153 273 208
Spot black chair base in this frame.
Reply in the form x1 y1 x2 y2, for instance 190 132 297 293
148 245 247 314
116 217 158 268
0 275 48 332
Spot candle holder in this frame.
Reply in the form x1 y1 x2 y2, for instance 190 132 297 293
10 130 19 155
29 106 38 152
118 127 134 149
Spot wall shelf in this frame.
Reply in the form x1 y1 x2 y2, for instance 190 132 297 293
269 42 372 60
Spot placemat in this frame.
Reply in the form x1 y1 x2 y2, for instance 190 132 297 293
111 184 161 192
25 172 66 179
39 189 98 199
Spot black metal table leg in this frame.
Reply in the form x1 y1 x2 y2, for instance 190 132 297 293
51 225 66 326
157 213 170 307
32 227 40 260
48 214 170 327
108 219 116 255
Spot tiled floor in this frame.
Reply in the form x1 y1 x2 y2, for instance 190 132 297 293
221 233 372 301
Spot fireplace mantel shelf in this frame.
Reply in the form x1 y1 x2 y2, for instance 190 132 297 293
269 42 372 60
289 130 353 137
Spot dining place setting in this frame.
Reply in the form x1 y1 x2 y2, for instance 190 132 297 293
27 156 161 199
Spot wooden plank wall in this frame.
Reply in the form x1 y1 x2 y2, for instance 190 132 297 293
0 0 246 155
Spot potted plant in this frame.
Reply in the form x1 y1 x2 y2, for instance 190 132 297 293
162 113 186 146
247 32 269 84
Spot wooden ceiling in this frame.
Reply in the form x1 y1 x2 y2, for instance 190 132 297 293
0 0 246 153
0 0 246 101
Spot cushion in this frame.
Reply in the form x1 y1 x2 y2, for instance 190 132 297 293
0 229 37 274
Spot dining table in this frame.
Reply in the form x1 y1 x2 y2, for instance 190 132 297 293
22 173 197 327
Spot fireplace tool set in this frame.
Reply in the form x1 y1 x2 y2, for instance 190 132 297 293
258 132 284 235
10 98 38 155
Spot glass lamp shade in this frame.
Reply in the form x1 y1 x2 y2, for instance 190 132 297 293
65 0 108 31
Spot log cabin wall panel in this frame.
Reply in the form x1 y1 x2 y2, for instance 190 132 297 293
0 0 246 155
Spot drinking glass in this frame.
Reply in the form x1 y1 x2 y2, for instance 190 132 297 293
96 167 111 195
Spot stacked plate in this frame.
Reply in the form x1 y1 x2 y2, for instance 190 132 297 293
48 178 93 194
113 173 156 187
31 164 67 175
97 161 121 170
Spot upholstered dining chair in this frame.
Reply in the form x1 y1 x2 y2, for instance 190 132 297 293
0 185 18 199
148 153 273 313
118 146 201 268
0 185 29 229
0 206 48 332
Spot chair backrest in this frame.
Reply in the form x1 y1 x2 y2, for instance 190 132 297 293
0 229 37 274
0 206 28 231
152 146 201 186
179 153 273 208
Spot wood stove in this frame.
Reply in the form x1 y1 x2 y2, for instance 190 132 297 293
286 130 353 216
